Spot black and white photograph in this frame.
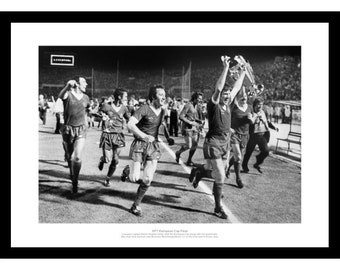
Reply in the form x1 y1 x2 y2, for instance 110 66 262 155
7 14 333 258
38 45 301 224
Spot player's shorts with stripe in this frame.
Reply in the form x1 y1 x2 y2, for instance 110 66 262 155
230 132 249 149
203 133 231 160
60 124 87 144
99 132 125 150
129 139 161 163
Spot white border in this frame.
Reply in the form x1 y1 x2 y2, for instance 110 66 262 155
11 23 329 247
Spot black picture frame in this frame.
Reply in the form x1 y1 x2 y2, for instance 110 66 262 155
3 11 337 259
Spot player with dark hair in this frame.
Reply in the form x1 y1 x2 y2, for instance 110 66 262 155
121 84 174 216
242 97 279 174
175 92 204 166
58 75 90 194
191 56 247 219
225 86 256 188
97 88 131 187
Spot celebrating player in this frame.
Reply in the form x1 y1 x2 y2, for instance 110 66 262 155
58 76 90 194
191 56 247 219
175 92 204 166
97 88 131 187
122 85 174 217
225 86 256 188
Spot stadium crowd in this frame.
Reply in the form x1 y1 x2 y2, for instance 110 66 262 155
39 56 301 103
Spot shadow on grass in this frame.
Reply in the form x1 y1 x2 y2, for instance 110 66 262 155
157 160 179 165
39 181 211 218
156 169 190 179
39 159 68 168
151 180 206 196
39 165 211 220
39 179 70 184
39 168 104 185
225 183 241 189
39 130 57 135
39 164 204 195
39 185 131 212
274 150 301 162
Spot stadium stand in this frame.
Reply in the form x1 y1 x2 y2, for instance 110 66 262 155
39 56 301 102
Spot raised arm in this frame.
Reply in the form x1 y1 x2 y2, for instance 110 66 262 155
229 69 246 105
212 56 230 104
58 80 76 100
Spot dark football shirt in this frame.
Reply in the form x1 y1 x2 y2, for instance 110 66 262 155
63 92 90 126
133 105 165 139
180 102 200 131
205 99 231 139
100 103 130 133
231 104 253 135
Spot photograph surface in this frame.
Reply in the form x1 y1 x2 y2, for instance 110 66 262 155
38 45 301 224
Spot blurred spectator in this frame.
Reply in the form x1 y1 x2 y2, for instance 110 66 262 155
97 97 109 129
284 105 291 124
267 103 274 122
281 105 286 124
274 104 281 123
87 99 97 128
38 94 49 125
169 96 180 137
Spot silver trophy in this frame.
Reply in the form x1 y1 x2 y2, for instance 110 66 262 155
226 55 265 97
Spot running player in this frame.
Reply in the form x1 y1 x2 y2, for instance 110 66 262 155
191 56 247 219
58 76 90 194
97 88 131 187
175 92 204 166
225 86 256 188
123 84 174 216
242 97 279 174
